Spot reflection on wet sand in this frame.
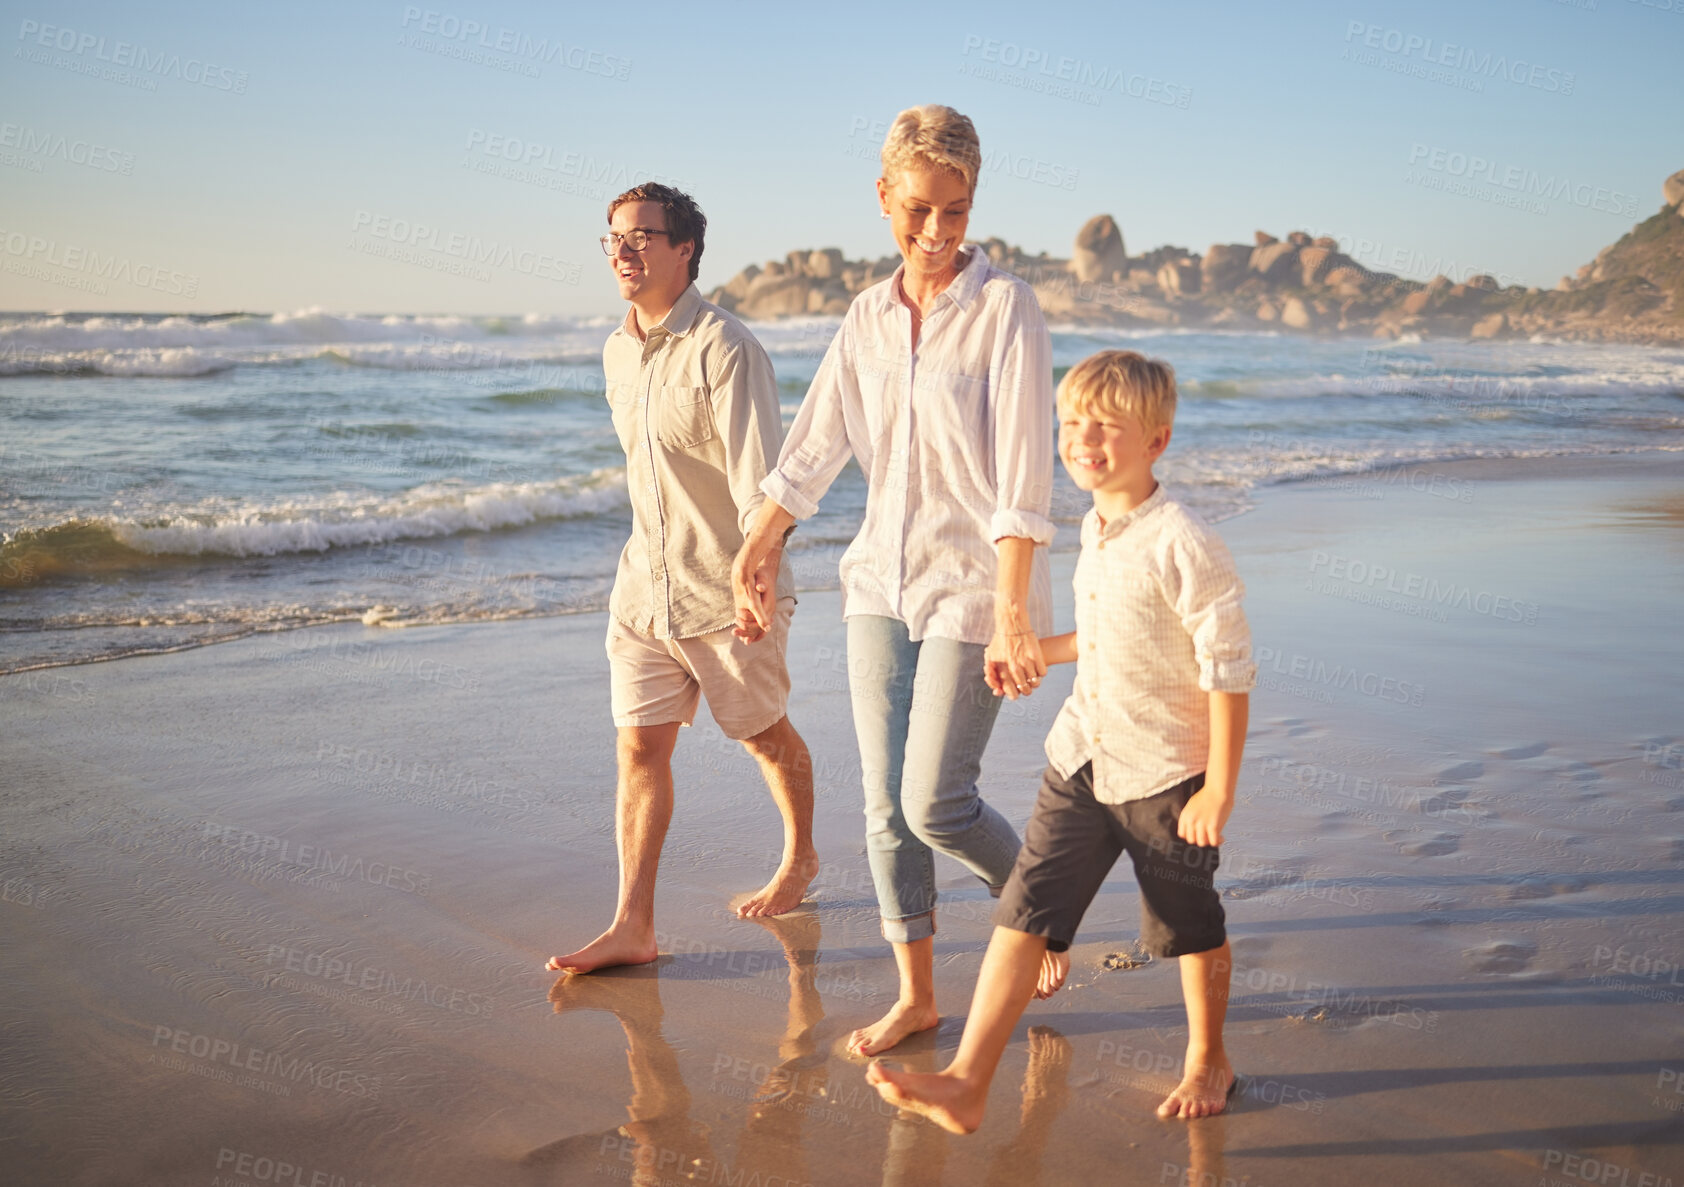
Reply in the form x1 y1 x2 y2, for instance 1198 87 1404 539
527 963 717 1184
983 1025 1070 1187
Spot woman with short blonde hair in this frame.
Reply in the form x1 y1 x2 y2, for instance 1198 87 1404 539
734 104 1059 1056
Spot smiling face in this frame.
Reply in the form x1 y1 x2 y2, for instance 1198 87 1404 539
878 167 972 288
608 200 693 321
1059 406 1172 515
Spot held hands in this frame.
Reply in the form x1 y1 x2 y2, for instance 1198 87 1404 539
1176 787 1234 849
984 628 1048 700
731 539 781 643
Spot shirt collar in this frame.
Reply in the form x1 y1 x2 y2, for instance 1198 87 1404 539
617 283 704 341
1092 483 1169 540
889 244 987 313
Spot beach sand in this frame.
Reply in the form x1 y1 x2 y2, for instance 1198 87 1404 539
3 452 1683 1187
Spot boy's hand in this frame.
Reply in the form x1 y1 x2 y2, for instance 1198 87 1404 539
1177 787 1233 849
985 628 1046 699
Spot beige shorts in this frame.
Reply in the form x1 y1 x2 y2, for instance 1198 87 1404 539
606 598 794 739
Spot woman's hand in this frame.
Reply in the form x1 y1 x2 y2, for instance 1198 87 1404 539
984 628 1047 700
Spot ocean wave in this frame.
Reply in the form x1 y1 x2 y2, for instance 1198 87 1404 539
0 469 628 582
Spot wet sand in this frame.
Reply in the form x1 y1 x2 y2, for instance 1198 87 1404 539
3 452 1683 1186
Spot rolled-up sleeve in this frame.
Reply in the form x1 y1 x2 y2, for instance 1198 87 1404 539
988 286 1056 546
711 336 783 538
761 323 858 522
1167 531 1257 693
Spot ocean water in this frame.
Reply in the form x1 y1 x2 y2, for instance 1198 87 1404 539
2 308 1681 673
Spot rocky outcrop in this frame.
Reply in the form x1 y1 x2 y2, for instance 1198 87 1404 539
705 169 1684 344
1070 215 1128 283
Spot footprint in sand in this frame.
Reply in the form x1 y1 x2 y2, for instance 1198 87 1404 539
1102 941 1154 971
1500 875 1589 901
1464 940 1538 974
1384 830 1461 857
1436 761 1485 784
1493 742 1550 760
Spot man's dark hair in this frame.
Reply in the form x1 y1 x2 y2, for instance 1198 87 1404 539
608 182 705 283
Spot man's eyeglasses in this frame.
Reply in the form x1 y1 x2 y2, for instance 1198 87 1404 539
600 229 671 255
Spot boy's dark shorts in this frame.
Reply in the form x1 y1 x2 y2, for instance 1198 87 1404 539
992 763 1226 958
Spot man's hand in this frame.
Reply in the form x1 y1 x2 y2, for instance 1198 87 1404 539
731 540 781 643
984 628 1047 700
1176 787 1233 849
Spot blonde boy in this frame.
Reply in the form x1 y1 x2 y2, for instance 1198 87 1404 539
867 350 1256 1130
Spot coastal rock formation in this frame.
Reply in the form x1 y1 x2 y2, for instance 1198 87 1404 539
704 168 1684 344
1070 215 1128 283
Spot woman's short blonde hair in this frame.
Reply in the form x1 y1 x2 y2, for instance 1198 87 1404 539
880 105 981 194
1057 350 1179 431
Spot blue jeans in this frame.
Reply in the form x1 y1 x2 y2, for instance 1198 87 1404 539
847 615 1022 944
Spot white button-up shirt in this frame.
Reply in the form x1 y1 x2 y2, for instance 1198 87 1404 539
1044 486 1256 803
762 246 1054 644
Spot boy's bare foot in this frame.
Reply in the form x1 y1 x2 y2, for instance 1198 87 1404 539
846 999 939 1056
1034 950 1070 999
736 852 819 918
544 925 658 973
1156 1059 1235 1119
866 1060 987 1135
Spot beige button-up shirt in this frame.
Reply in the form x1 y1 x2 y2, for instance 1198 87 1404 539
1044 487 1256 803
761 246 1054 644
605 284 792 639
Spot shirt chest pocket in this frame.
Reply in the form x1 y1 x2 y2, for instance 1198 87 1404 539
657 385 714 450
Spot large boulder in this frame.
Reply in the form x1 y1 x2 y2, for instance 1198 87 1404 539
1254 230 1278 247
1250 241 1300 284
722 263 760 301
806 248 845 280
1280 296 1316 329
1201 243 1251 292
1298 246 1336 286
1665 168 1684 210
1071 215 1128 283
1287 230 1313 247
1157 258 1201 297
741 272 811 317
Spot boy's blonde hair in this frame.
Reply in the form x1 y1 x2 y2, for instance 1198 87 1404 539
880 105 981 195
1057 350 1178 431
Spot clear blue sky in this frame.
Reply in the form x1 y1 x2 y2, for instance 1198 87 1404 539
2 0 1677 314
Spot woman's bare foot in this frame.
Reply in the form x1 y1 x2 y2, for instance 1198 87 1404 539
544 924 658 973
846 999 939 1057
1034 950 1070 1000
737 851 819 918
1156 1058 1235 1119
866 1059 987 1134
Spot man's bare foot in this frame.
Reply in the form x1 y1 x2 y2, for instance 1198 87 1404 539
866 1059 986 1135
846 999 939 1057
1156 1059 1235 1119
1034 950 1070 1000
737 852 819 918
544 925 658 973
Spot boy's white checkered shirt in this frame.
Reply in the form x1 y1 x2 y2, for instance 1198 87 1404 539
1044 485 1256 803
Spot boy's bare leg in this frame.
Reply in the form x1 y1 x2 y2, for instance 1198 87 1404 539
866 926 1047 1133
1035 950 1070 999
736 715 820 918
1157 940 1234 1119
545 723 680 972
847 934 941 1056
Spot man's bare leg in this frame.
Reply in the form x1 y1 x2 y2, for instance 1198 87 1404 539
866 926 1046 1133
1157 940 1234 1119
736 715 819 918
847 933 941 1057
545 722 681 972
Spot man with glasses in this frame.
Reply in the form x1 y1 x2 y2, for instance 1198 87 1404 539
546 183 817 974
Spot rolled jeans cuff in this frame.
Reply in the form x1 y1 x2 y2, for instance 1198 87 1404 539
881 910 936 945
